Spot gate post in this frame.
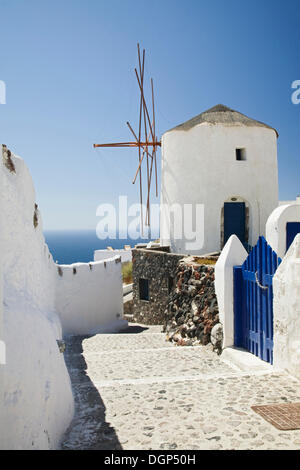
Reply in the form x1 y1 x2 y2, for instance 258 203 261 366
233 266 243 348
215 235 248 349
273 234 300 379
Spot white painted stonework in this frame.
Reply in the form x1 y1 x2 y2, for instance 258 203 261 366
94 248 132 264
0 146 128 449
279 200 296 206
0 148 74 450
56 257 127 336
273 234 300 379
123 283 133 296
214 235 248 348
266 199 300 259
0 151 4 434
160 107 278 255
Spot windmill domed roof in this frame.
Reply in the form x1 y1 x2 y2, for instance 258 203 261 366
166 104 278 137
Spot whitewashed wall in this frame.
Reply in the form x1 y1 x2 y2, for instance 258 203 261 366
55 257 127 336
0 151 4 431
273 234 300 379
94 248 132 264
214 235 248 348
0 148 74 450
266 200 300 259
160 124 278 255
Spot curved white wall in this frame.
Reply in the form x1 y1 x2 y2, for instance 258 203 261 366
266 201 300 259
0 148 74 450
160 123 278 255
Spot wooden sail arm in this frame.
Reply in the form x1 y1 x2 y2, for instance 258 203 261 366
93 141 161 148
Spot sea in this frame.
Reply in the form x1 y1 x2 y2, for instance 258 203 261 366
44 230 153 265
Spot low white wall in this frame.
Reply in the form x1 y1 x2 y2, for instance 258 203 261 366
56 257 127 336
214 235 248 348
273 234 300 379
266 200 300 259
123 283 133 296
94 249 132 264
0 147 74 449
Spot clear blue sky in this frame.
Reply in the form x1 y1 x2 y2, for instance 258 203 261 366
0 0 299 230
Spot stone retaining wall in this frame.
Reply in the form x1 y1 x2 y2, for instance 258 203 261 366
132 248 184 324
163 259 222 351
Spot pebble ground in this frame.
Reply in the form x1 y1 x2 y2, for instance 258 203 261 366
61 324 300 450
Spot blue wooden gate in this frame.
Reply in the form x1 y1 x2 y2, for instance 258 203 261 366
233 236 281 364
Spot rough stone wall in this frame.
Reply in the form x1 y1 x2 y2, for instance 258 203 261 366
132 248 184 325
164 260 221 350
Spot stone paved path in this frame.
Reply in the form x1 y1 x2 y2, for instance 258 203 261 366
61 324 300 450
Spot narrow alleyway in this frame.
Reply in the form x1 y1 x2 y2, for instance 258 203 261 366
61 324 300 450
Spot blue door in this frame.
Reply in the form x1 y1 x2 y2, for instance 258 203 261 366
286 222 300 252
233 237 281 364
224 202 246 245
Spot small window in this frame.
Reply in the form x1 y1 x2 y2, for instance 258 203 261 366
168 276 174 294
236 148 246 161
139 278 149 301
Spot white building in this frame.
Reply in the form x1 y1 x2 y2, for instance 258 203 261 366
160 104 279 255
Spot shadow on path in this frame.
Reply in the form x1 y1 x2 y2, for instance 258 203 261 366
61 335 122 450
119 325 149 334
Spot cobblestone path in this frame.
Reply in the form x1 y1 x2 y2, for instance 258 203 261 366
61 324 300 450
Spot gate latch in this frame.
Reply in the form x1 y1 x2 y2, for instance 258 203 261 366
255 271 269 290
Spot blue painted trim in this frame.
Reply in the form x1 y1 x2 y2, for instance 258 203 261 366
233 266 243 348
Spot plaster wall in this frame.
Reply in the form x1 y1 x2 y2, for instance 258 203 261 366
214 235 248 348
266 201 300 259
55 257 127 336
94 248 132 264
0 152 4 432
273 234 300 379
0 147 74 450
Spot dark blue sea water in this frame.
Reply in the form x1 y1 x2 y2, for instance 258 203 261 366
44 230 152 265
